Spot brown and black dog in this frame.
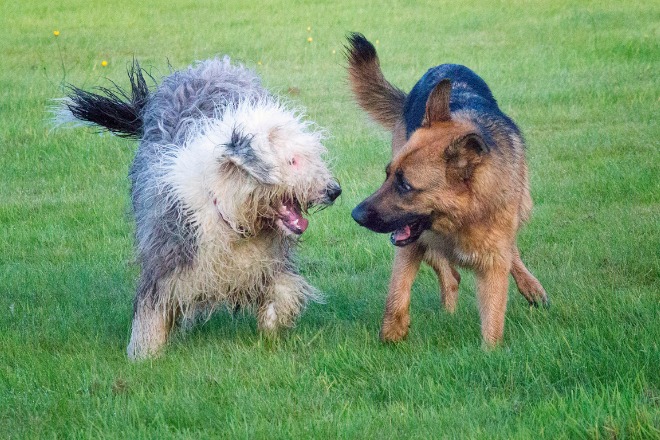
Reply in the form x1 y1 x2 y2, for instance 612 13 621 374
346 33 548 347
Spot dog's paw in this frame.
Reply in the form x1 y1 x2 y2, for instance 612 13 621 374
258 303 281 333
518 278 549 309
126 336 165 361
481 338 503 351
379 315 410 342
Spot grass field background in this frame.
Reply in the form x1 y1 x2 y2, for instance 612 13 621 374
1 0 658 438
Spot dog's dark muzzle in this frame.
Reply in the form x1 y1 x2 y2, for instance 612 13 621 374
351 201 394 233
352 200 430 238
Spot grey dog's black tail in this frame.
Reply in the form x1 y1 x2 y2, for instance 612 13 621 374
63 60 151 139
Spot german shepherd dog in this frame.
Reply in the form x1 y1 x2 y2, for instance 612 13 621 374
346 33 548 346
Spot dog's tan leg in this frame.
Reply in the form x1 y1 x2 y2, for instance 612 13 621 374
257 272 309 334
425 251 460 313
127 298 175 360
510 246 548 307
476 264 510 347
380 244 424 342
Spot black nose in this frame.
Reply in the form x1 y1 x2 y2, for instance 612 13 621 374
326 182 342 202
352 201 391 233
351 202 369 226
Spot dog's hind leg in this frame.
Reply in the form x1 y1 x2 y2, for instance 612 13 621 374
510 246 548 308
380 244 424 342
424 250 460 313
257 272 310 334
127 277 177 360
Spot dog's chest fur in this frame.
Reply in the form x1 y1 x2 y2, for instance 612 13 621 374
206 229 287 283
420 227 505 270
163 227 292 314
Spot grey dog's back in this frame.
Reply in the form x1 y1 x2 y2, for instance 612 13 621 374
141 57 268 146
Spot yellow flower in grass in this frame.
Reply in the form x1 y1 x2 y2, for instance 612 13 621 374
307 37 313 43
101 60 108 67
53 30 60 37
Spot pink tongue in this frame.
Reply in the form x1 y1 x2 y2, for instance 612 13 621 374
291 212 308 234
279 204 309 234
392 225 411 243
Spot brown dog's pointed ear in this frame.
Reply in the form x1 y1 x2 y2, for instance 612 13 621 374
422 79 452 127
460 133 490 155
445 133 490 182
447 132 490 159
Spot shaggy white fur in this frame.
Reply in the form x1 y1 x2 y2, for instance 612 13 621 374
58 58 341 359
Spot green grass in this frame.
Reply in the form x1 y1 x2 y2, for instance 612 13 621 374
1 0 659 438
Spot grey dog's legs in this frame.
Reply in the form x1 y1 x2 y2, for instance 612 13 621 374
126 276 176 360
257 272 311 333
127 298 173 360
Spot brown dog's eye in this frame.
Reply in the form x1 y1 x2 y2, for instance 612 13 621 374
395 170 413 193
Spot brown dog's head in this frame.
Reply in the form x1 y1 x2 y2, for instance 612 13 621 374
352 79 491 246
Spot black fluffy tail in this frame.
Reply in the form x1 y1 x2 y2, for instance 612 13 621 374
62 60 151 139
345 33 406 130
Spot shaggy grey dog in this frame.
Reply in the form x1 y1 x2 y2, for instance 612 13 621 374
57 57 341 360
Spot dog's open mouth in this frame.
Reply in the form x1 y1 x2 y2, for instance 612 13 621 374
276 198 309 235
390 219 428 247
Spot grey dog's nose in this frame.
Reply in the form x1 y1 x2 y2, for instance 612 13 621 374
326 182 342 202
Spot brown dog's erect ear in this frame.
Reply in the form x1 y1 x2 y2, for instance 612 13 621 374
459 133 490 155
445 133 490 181
422 79 452 127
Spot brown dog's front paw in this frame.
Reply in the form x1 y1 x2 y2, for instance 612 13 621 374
379 315 410 342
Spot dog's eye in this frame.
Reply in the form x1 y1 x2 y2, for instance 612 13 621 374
395 171 413 193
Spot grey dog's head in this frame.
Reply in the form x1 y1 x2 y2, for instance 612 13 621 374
162 97 340 237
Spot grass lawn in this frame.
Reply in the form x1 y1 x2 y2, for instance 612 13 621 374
1 0 658 438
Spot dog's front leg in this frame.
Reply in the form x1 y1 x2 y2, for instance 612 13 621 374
258 272 310 333
126 276 177 360
475 264 510 347
127 301 175 361
380 244 424 342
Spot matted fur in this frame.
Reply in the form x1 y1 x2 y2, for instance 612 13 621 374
57 57 341 359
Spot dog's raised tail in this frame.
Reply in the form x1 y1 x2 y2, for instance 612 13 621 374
56 60 151 139
345 33 406 130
